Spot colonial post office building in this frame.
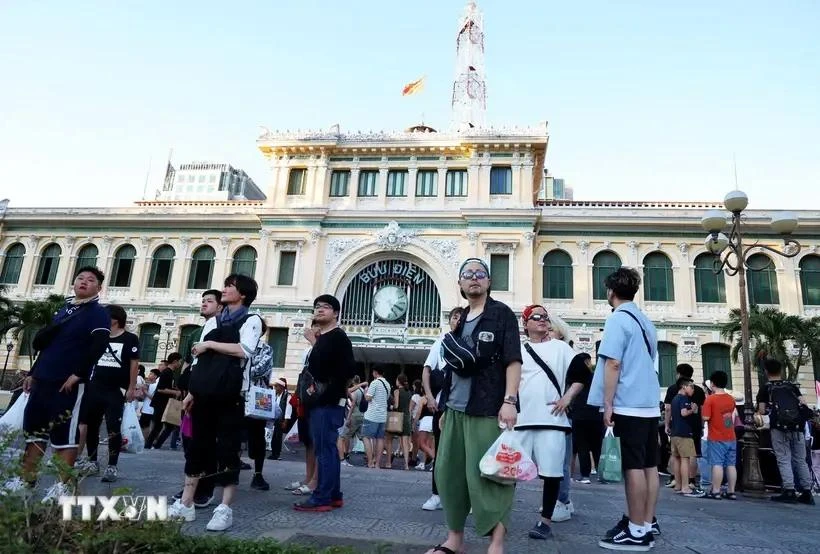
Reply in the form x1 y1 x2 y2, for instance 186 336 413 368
1 2 819 402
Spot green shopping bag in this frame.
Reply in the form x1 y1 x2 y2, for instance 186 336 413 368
598 426 623 483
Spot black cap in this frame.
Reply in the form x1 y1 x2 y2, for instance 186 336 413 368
314 294 341 313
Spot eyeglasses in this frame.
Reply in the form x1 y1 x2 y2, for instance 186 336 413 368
314 303 334 311
527 314 550 322
460 270 488 281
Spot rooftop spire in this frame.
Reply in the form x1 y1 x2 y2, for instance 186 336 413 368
451 1 486 130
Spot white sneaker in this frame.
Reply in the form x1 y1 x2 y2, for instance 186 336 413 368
341 460 353 467
168 499 196 522
41 482 72 505
551 501 572 522
206 503 233 531
416 463 426 471
566 500 575 514
422 494 442 511
284 481 302 491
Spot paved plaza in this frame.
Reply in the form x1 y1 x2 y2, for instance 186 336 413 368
75 442 820 553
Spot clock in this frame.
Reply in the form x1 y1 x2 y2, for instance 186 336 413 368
373 285 408 322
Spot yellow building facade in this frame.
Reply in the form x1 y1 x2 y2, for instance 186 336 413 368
1 125 819 403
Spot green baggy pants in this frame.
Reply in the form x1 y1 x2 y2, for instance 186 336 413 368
434 410 514 536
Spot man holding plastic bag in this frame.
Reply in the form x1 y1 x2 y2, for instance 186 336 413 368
587 268 661 552
426 258 522 554
511 304 585 541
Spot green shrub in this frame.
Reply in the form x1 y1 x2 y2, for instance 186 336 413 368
0 430 352 554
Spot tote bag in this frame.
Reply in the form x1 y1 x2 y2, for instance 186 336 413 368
598 426 623 483
161 398 183 427
245 384 280 420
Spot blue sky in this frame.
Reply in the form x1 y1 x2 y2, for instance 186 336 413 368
1 1 818 209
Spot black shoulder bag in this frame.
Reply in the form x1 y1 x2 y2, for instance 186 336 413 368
524 343 569 417
620 310 652 356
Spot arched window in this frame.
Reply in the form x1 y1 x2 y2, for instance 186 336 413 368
148 245 175 288
702 343 732 389
178 324 202 361
110 244 136 287
138 323 161 364
694 253 726 303
592 251 622 300
74 244 98 276
746 253 779 305
643 252 674 301
231 246 257 278
188 246 215 290
799 255 820 306
35 243 62 285
542 250 573 299
0 243 25 284
658 341 678 388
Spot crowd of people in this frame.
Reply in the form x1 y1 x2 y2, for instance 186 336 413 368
6 259 820 552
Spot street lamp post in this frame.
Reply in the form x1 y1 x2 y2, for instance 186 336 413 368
1 341 13 390
153 311 178 361
701 190 800 494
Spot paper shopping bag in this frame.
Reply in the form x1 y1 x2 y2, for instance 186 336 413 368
161 398 183 426
479 429 538 485
598 426 623 483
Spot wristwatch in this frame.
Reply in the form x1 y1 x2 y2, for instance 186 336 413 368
503 395 517 405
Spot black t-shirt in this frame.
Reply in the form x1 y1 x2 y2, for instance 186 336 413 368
90 331 140 389
152 368 175 412
569 354 601 421
308 327 356 407
665 383 705 432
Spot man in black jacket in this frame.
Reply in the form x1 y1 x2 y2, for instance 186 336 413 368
427 258 522 554
293 294 356 512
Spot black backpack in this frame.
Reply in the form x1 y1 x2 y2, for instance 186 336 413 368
770 382 801 431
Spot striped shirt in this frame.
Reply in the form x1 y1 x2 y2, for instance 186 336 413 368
364 377 391 423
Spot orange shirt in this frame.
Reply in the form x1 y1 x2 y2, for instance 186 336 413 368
703 392 737 442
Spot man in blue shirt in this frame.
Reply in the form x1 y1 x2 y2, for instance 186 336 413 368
21 266 111 496
588 267 660 552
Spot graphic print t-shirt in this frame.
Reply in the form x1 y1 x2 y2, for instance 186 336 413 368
91 331 140 389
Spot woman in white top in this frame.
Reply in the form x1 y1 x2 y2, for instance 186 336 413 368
140 369 160 439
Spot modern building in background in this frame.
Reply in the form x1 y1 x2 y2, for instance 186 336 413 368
0 1 818 402
540 172 574 201
158 161 265 201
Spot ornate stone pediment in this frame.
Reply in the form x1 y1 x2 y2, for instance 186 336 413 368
373 221 417 251
482 241 517 255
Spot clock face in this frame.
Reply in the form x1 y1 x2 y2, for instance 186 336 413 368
373 285 408 322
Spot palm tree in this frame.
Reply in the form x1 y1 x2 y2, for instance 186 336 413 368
7 294 66 366
0 285 15 336
720 306 820 382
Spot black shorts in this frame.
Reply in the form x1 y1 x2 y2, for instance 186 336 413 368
23 379 86 449
185 395 244 487
139 413 153 428
298 416 312 448
612 413 659 471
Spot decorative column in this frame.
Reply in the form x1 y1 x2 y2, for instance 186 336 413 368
511 152 523 206
349 166 361 207
466 152 480 208
675 242 695 315
520 152 534 208
55 236 77 294
169 236 191 299
312 152 329 205
255 230 272 290
437 166 447 201
98 236 114 297
407 157 418 206
378 161 389 208
576 240 592 311
131 236 152 300
213 236 232 287
478 151 491 206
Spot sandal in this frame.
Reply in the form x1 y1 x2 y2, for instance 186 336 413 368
722 492 737 500
704 491 722 499
426 545 457 554
292 484 312 495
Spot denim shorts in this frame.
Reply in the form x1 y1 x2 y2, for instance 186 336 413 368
707 439 737 467
361 419 386 439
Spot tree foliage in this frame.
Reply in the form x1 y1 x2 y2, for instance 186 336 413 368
0 291 66 366
720 305 820 382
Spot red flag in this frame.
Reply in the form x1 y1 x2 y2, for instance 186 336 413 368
402 76 425 96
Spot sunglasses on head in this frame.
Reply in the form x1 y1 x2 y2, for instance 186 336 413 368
460 270 488 280
527 313 550 322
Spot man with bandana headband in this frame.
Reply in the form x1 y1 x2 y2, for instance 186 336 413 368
426 258 522 554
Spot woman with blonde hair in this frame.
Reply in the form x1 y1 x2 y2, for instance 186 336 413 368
548 314 572 344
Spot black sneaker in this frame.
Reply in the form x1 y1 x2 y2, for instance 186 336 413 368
194 495 213 508
650 517 661 536
599 528 652 551
240 461 252 471
798 491 816 505
528 521 552 540
771 490 798 503
605 515 629 539
250 473 270 491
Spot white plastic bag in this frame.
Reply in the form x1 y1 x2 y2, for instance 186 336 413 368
479 429 538 485
244 385 280 420
0 392 29 434
120 403 144 454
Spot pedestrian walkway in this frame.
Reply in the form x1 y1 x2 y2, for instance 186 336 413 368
80 448 820 553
